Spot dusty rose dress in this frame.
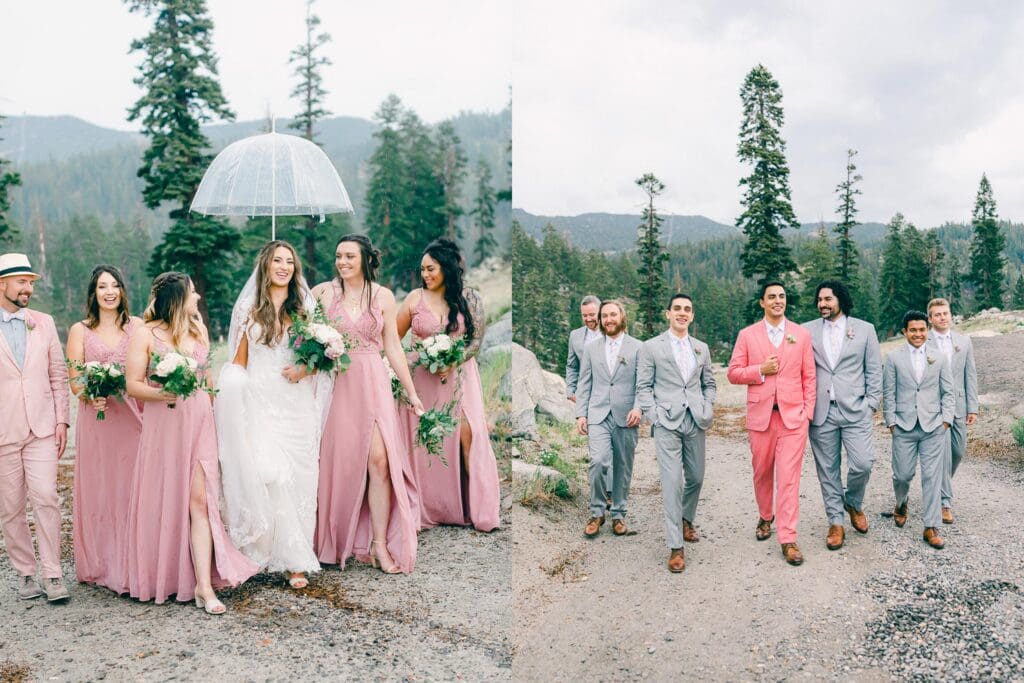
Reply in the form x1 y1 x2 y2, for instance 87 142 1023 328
314 284 418 573
125 337 257 603
404 295 500 531
72 320 143 593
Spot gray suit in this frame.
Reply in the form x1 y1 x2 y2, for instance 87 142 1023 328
803 316 882 524
883 343 954 529
575 333 641 519
566 325 610 494
636 331 716 549
928 330 979 507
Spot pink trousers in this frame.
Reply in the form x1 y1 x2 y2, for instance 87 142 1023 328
0 435 62 578
748 411 807 544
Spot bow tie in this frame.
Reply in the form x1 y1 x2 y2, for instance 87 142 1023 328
1 310 26 323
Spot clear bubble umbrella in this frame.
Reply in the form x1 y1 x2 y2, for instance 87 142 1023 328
190 121 354 240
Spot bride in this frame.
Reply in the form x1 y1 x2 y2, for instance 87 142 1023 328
215 240 325 588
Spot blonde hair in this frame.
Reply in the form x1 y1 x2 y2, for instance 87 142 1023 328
599 299 627 333
927 297 951 313
143 272 207 348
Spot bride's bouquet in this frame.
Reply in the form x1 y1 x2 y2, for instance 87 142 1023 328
290 303 351 374
412 333 466 382
149 351 207 409
416 400 458 467
68 360 126 421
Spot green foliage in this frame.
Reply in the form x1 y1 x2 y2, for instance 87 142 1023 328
736 64 798 299
833 148 862 292
472 161 498 265
876 213 939 336
946 254 964 311
796 228 836 321
288 0 331 144
539 449 575 479
634 173 669 339
1011 275 1024 310
923 230 945 300
968 174 1007 310
1012 417 1024 448
0 114 22 245
436 121 468 240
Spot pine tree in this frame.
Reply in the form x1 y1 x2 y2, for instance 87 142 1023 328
365 94 406 255
1011 274 1024 310
288 0 333 284
833 148 862 290
126 0 238 331
395 109 446 290
0 114 21 245
798 228 836 321
878 213 908 335
901 220 930 311
471 161 497 266
634 173 669 339
736 65 798 295
945 254 964 310
923 230 945 300
968 174 1006 310
435 121 467 241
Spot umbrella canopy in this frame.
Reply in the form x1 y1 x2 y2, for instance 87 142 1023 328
190 129 354 239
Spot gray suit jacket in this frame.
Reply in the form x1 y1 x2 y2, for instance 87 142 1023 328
565 326 600 398
883 342 955 432
802 316 882 426
636 331 716 431
927 330 979 418
575 334 641 428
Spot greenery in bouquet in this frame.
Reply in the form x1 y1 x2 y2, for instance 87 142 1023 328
416 400 458 468
380 353 407 402
290 303 351 374
413 333 466 378
68 360 126 421
149 351 208 408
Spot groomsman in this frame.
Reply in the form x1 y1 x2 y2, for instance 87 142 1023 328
636 294 716 573
802 280 882 550
926 298 978 524
0 254 70 601
883 310 953 549
566 294 612 501
575 300 642 537
728 282 816 566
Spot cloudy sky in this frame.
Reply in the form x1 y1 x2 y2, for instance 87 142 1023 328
0 0 509 128
513 1 1024 227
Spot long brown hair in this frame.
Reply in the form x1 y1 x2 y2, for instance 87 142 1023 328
251 240 307 346
422 238 475 341
143 272 206 348
335 233 381 311
84 265 131 330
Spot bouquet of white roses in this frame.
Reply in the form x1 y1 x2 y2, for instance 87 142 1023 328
68 360 126 421
416 401 457 467
290 303 351 374
413 334 466 381
149 351 206 409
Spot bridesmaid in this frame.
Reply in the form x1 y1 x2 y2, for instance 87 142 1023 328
66 265 143 593
124 272 256 612
397 239 501 532
312 234 423 574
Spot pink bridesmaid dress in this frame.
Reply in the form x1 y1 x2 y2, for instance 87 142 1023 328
405 295 500 532
72 320 143 593
125 338 257 603
314 284 418 573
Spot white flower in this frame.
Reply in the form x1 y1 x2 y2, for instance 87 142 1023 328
186 357 198 371
324 338 347 360
154 354 184 377
311 323 340 345
84 361 102 370
107 366 123 377
434 335 453 352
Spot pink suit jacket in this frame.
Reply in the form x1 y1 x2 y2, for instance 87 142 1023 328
727 319 816 431
0 309 70 447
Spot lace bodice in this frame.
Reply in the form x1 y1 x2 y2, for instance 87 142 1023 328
326 282 384 353
244 322 295 369
410 292 465 340
83 319 138 365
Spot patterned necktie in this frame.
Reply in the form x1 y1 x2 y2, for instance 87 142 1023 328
1 309 26 323
607 339 619 375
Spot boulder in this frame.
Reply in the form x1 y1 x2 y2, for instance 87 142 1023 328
481 311 512 353
512 459 567 485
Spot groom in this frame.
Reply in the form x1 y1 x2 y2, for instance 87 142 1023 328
0 253 70 601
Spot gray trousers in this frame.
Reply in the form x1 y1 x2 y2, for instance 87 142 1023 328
587 417 638 519
940 416 967 507
653 414 706 549
808 406 875 525
891 422 945 529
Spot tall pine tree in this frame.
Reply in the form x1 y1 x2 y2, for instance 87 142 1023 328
126 0 238 331
945 254 964 310
0 114 21 245
365 94 405 256
967 174 1006 310
1012 274 1024 310
736 65 798 298
472 160 497 266
878 213 908 335
923 230 945 300
436 121 467 241
634 173 668 339
833 148 862 290
798 227 836 322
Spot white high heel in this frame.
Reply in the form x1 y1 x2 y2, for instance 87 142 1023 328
194 588 226 615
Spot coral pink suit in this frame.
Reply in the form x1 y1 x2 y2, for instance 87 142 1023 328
314 284 418 573
404 295 500 531
125 338 257 603
72 320 143 593
727 320 816 544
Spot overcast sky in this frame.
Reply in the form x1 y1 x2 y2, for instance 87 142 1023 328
513 1 1024 227
0 0 509 128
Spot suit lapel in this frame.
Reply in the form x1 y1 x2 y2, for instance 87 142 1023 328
663 332 690 384
754 321 773 362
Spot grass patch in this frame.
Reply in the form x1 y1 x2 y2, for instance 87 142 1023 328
1012 418 1024 448
479 348 511 411
0 662 30 683
539 448 575 479
518 473 575 508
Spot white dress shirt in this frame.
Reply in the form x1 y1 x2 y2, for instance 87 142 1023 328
605 333 623 375
908 343 927 384
765 319 785 349
932 330 954 364
824 315 847 400
0 309 27 368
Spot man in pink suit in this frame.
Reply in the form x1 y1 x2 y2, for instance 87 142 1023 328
727 281 816 566
0 253 70 601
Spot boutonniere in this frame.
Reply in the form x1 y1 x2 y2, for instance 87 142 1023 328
927 356 936 365
24 315 35 332
617 355 626 366
694 347 702 356
786 334 796 344
954 345 961 353
846 328 855 340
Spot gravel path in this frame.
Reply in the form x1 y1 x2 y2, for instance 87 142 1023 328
513 356 1024 681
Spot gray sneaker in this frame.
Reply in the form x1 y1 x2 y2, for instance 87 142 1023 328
19 576 44 600
43 577 70 603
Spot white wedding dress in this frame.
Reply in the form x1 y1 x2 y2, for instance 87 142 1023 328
215 315 324 574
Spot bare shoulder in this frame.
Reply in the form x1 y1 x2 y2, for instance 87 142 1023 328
372 283 396 306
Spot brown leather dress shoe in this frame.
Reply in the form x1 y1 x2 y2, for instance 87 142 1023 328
668 548 685 572
826 524 845 550
612 519 627 536
844 504 869 534
893 503 908 528
755 516 774 541
923 527 945 549
941 507 954 524
682 519 700 543
584 516 605 537
781 543 804 566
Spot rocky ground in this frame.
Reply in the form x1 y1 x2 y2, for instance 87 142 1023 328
512 331 1024 681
